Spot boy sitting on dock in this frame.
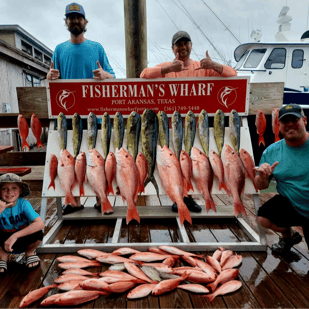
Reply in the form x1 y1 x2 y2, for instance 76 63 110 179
0 173 44 274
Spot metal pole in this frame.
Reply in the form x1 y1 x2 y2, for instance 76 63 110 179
124 0 147 78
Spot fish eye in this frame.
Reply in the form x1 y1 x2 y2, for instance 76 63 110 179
67 155 70 158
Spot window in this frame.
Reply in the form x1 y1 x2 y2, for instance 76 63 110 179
292 49 304 69
34 49 43 61
44 55 51 66
243 49 267 68
265 48 286 69
21 40 32 56
235 50 249 70
24 73 41 87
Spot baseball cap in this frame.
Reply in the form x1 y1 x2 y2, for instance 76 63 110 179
278 104 305 121
65 3 85 18
0 173 30 197
172 31 191 45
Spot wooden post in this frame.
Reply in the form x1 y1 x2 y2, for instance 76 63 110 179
124 0 147 78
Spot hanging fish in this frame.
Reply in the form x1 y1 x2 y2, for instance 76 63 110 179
213 109 225 157
171 110 183 160
72 112 83 158
126 111 141 161
198 109 209 156
57 112 67 150
184 110 196 156
158 111 169 148
272 107 280 143
87 112 97 150
101 112 112 159
229 109 241 154
113 112 124 150
30 114 45 150
141 109 159 198
255 109 266 147
17 114 30 151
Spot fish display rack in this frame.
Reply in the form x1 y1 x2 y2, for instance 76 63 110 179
38 115 266 253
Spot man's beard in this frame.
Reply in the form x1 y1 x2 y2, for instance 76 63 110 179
68 24 85 36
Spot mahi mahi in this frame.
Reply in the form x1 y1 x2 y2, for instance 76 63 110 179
171 110 183 160
126 111 141 161
213 109 225 157
184 110 196 156
57 112 67 150
229 109 241 154
198 109 209 156
141 109 159 198
101 112 111 159
158 111 169 148
113 112 124 150
72 112 83 158
87 112 97 150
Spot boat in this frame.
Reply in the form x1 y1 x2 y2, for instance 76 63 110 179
234 6 309 111
233 6 309 163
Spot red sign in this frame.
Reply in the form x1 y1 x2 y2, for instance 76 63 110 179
47 77 250 118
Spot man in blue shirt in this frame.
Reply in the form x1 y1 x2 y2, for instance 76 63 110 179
47 2 115 80
255 104 309 254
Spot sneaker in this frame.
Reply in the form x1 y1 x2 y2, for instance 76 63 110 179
271 232 302 254
94 204 101 211
171 196 202 213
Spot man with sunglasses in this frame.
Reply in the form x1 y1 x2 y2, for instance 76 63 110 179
47 2 115 80
255 104 309 254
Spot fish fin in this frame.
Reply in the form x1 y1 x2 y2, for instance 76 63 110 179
207 282 217 293
65 191 76 206
258 135 265 146
274 135 280 143
126 203 140 224
106 183 114 195
219 181 228 193
234 199 247 217
149 176 160 199
203 293 216 302
48 180 55 191
177 199 192 225
79 184 85 197
37 140 45 150
205 196 217 213
101 198 114 214
187 180 194 193
21 140 30 151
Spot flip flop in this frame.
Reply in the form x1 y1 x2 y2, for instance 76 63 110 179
0 260 7 274
62 204 84 215
25 255 41 270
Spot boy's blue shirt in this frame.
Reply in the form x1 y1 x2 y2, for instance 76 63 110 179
0 198 39 232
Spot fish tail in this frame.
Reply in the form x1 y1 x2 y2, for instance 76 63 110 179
176 199 192 225
65 191 76 206
145 175 160 198
21 140 30 151
219 181 228 193
48 180 55 191
274 134 280 143
234 199 247 217
203 293 216 302
106 183 114 195
37 140 45 150
258 135 265 147
79 184 85 197
101 198 114 214
126 203 140 224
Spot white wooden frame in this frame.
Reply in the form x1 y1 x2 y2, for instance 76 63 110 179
37 115 267 253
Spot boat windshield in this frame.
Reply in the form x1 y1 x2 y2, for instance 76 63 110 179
235 50 249 70
243 49 267 68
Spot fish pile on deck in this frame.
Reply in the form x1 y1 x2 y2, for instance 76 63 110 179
17 113 45 150
46 108 260 224
18 245 243 307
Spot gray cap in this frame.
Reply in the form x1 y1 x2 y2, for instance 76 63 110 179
0 173 30 197
172 30 191 45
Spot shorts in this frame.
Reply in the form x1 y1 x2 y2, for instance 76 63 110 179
0 230 43 253
258 194 309 246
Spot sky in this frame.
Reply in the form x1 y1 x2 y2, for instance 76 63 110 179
1 0 309 78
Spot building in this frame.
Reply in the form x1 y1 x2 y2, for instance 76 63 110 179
0 24 52 147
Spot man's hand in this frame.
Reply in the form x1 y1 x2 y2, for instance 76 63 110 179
196 51 223 73
46 61 60 80
93 61 113 80
255 162 279 180
170 53 189 72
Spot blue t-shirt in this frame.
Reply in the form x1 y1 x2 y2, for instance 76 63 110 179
0 199 39 233
259 138 309 218
52 39 115 79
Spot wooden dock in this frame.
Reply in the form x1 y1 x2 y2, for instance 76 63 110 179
1 191 309 309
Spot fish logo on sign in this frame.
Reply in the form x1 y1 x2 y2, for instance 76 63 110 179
56 89 76 111
217 86 237 108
